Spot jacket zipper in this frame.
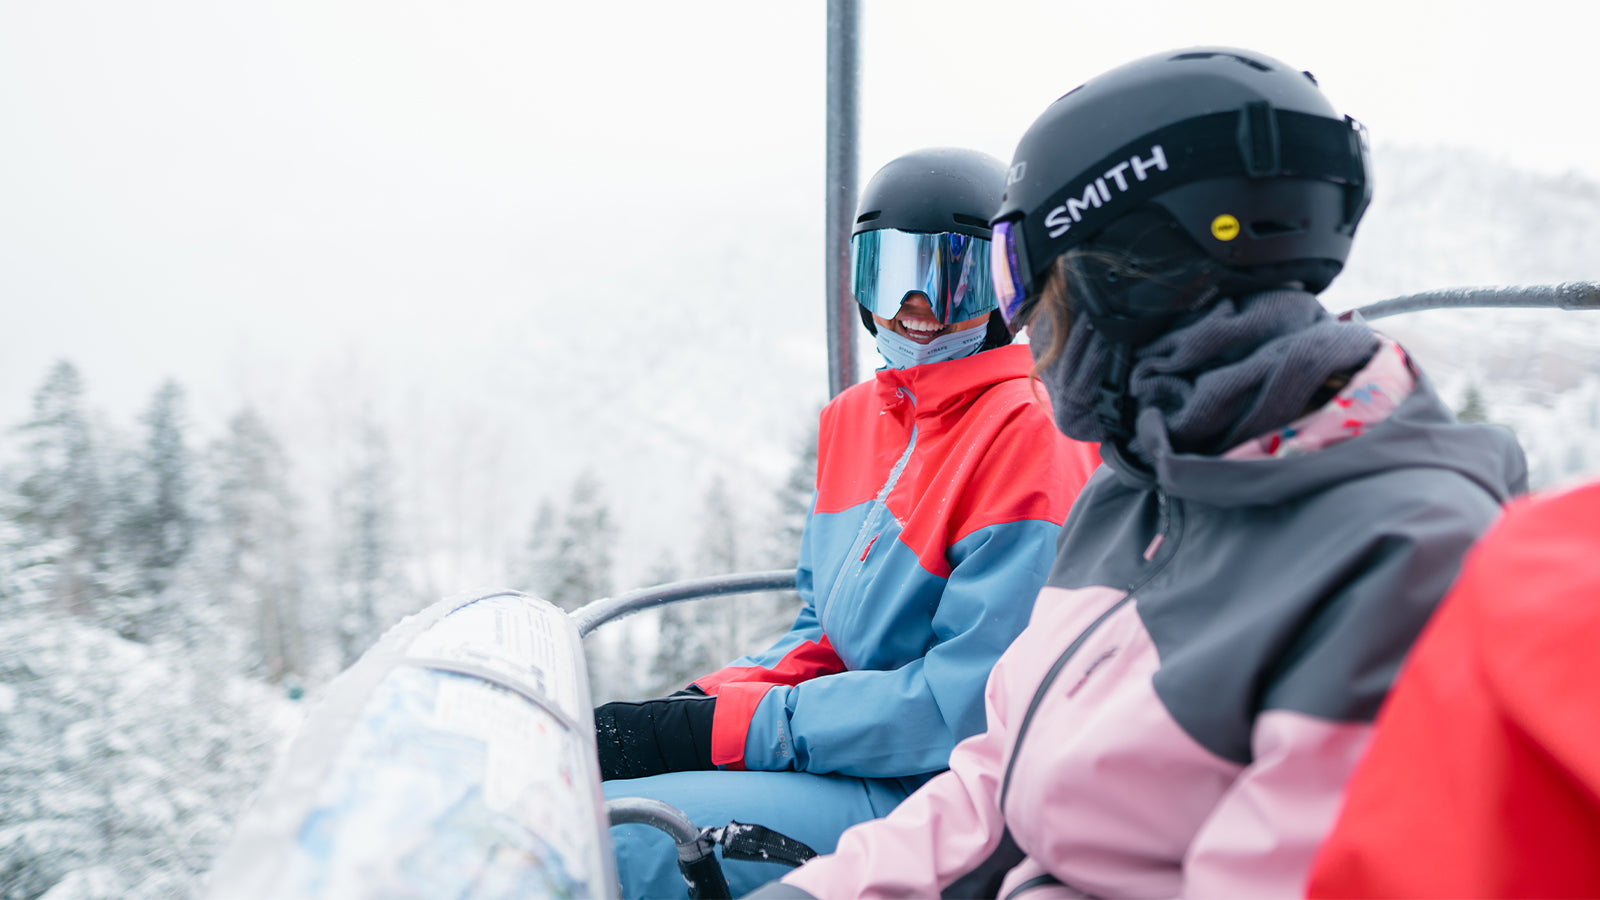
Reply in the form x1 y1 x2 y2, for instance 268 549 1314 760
1142 490 1171 560
997 593 1133 809
998 488 1176 811
820 389 917 635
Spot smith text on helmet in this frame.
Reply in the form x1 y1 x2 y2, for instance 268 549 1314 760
1042 145 1169 239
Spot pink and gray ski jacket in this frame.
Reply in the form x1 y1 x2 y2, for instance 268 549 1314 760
754 347 1526 899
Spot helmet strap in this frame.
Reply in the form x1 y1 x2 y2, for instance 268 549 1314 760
1094 338 1139 446
858 305 878 335
980 310 1013 351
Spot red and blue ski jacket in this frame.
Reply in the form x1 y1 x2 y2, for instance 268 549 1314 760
691 343 1100 785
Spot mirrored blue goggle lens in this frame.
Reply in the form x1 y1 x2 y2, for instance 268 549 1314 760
991 219 1031 329
851 229 998 325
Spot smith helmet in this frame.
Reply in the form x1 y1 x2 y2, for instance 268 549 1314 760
991 47 1372 339
852 148 1009 338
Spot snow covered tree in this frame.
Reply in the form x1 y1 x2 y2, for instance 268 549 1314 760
643 477 745 691
0 600 290 900
0 508 53 613
752 417 816 649
511 498 560 601
695 475 753 658
1457 383 1490 424
767 416 819 570
131 381 197 592
544 470 616 612
332 418 404 668
528 471 627 701
698 474 741 576
10 360 104 616
207 409 308 683
94 380 200 643
737 421 818 653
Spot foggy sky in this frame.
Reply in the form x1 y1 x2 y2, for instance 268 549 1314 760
2 0 1594 428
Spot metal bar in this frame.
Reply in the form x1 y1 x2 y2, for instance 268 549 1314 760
606 797 701 844
606 798 732 899
1353 281 1600 321
825 0 861 398
570 569 798 638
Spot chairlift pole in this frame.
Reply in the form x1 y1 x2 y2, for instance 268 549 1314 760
825 0 861 398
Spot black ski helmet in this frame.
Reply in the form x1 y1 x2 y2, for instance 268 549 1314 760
993 47 1371 340
853 147 1012 348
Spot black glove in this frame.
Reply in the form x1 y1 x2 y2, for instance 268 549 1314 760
594 694 717 781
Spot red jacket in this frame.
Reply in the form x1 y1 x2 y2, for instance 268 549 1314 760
1309 478 1600 898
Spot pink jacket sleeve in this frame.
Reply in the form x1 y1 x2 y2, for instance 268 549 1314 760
1182 710 1372 899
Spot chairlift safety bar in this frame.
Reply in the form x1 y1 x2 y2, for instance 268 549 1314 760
1353 281 1600 320
570 569 798 638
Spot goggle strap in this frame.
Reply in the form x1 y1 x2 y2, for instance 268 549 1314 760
1020 107 1369 287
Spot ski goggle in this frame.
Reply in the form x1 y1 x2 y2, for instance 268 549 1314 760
991 218 1034 331
851 228 998 325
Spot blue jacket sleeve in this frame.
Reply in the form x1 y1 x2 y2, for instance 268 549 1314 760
740 517 1061 777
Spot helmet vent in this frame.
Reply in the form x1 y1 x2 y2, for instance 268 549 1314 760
856 211 882 224
1248 218 1307 238
952 213 989 229
1172 50 1270 72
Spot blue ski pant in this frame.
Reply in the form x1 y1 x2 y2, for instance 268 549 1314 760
602 770 916 899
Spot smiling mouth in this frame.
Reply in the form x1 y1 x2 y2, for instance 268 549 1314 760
897 316 945 344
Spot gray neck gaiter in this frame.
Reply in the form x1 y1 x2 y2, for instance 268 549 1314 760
1034 289 1379 464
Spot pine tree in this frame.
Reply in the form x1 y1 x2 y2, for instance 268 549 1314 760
12 360 103 616
768 416 820 570
546 470 616 612
744 418 817 650
650 549 715 696
630 549 687 697
538 471 622 701
99 381 199 642
512 498 560 601
0 505 53 612
333 418 402 668
133 381 196 590
208 409 307 683
698 474 741 576
96 426 161 640
1457 383 1490 424
650 475 758 692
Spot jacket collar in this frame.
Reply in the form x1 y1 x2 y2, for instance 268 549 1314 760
872 344 1036 418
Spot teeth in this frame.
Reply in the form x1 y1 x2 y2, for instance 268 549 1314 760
901 319 941 333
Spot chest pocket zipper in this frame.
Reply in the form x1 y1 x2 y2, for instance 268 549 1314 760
820 423 918 635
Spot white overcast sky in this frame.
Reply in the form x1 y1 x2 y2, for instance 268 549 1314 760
2 0 1596 429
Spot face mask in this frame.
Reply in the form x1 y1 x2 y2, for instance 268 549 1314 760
875 325 988 370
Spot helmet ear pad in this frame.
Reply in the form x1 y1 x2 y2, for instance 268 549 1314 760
1065 208 1230 334
859 304 878 335
1154 176 1354 292
1066 202 1343 339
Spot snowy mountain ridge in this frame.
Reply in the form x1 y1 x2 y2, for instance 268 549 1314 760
1322 143 1600 489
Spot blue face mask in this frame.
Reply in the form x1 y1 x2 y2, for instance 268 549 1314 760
874 325 988 370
